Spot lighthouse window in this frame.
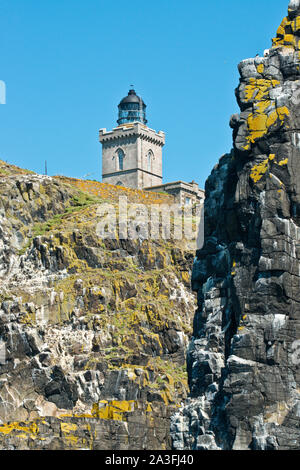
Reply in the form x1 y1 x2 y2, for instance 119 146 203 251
147 151 153 172
118 149 125 171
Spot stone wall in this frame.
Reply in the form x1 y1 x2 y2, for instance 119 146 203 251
100 123 164 189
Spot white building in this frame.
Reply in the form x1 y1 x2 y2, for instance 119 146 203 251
99 88 204 204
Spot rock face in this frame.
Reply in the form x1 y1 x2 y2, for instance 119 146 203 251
171 1 300 450
0 162 196 449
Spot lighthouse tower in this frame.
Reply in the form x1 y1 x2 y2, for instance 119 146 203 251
99 88 165 189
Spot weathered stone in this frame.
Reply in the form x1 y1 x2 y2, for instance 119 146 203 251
0 163 196 449
171 1 300 451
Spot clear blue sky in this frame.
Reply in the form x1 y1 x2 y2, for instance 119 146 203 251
0 0 287 188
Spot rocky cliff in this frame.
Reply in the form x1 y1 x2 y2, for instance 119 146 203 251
171 0 300 450
0 161 197 449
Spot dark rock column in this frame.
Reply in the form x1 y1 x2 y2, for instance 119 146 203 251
171 0 300 450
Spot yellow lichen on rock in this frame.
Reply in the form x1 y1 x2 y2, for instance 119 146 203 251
91 400 136 421
244 78 280 103
278 158 289 166
241 75 289 147
246 106 289 145
231 260 237 277
250 153 290 183
272 13 300 49
257 63 264 74
0 421 39 439
0 157 196 450
250 158 269 183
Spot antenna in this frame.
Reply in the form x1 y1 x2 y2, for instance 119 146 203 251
45 160 47 175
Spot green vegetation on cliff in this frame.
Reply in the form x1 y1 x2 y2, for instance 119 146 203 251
0 160 196 450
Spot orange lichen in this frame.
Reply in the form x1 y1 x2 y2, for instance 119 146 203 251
55 176 174 206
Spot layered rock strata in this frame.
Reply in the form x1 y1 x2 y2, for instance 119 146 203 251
0 162 196 449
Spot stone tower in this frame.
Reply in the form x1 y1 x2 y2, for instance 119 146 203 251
99 88 165 189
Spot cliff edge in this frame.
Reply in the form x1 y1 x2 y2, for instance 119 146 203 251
171 0 300 450
0 163 196 449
